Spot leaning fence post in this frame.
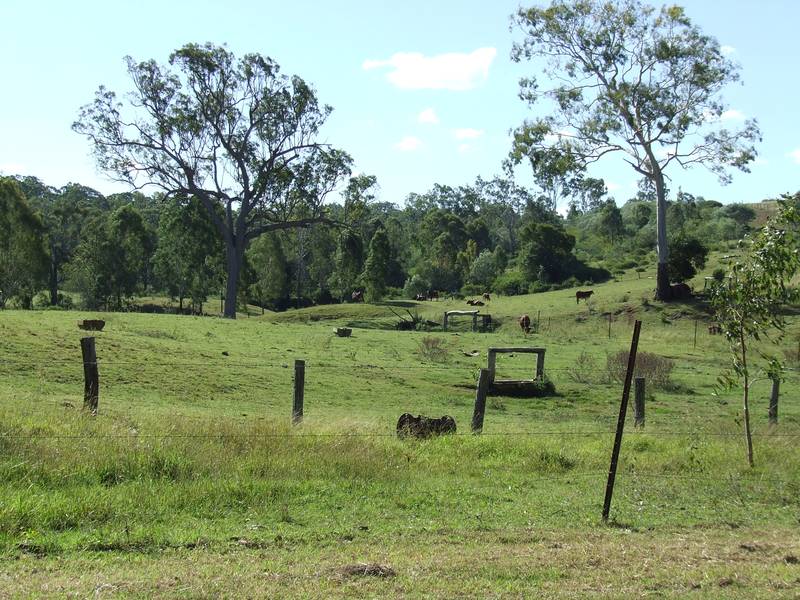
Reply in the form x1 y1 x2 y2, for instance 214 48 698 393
471 369 490 434
769 377 779 426
634 377 645 427
602 320 641 522
80 337 99 415
292 359 305 425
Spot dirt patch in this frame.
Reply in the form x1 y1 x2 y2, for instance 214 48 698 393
338 563 396 578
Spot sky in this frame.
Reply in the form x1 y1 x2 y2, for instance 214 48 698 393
1 0 798 209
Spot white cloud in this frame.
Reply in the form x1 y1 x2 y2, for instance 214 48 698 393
363 47 497 91
418 108 439 124
457 143 472 154
453 128 484 140
789 148 800 165
720 45 737 56
720 109 745 121
394 136 422 152
606 181 622 192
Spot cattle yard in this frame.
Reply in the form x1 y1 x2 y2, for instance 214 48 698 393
2 269 800 597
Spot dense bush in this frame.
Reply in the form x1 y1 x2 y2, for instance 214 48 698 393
493 270 528 296
606 350 675 389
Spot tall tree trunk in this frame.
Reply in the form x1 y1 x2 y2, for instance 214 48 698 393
740 326 755 467
48 259 59 306
653 170 671 301
223 239 243 319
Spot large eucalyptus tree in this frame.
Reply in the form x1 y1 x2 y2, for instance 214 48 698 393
74 43 353 317
510 0 760 299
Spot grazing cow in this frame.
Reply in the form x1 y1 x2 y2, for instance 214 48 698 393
414 293 427 301
482 292 491 301
427 290 439 301
576 290 594 304
670 282 692 299
351 290 364 302
466 299 476 306
519 314 531 334
473 300 485 307
708 324 722 335
396 413 457 439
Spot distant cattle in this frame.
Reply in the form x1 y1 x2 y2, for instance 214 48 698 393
414 293 427 301
670 282 692 299
351 290 364 302
708 324 722 335
466 299 485 307
576 290 594 304
482 293 491 301
396 413 457 439
519 314 531 334
466 299 475 306
427 290 439 301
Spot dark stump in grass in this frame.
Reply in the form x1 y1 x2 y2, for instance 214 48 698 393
396 413 457 439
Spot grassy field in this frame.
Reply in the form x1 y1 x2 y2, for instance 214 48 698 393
2 262 800 597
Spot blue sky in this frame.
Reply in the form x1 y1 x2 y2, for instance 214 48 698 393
1 0 798 208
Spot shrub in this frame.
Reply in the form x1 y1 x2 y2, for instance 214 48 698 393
402 274 431 299
417 336 449 362
712 268 726 282
493 270 527 296
566 351 597 384
605 350 675 389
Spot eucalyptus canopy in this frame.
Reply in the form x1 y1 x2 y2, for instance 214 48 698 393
74 43 353 317
510 0 760 299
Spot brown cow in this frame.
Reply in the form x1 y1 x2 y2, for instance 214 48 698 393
708 324 722 335
351 290 364 302
482 292 491 301
519 314 531 334
576 290 594 304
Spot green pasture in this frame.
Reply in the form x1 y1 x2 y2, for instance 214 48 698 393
1 265 799 597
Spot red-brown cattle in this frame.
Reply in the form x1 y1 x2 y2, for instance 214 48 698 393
576 290 594 304
519 314 531 334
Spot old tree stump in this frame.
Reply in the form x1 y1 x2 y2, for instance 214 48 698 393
396 414 457 439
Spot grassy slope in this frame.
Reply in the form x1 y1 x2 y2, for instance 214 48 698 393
2 259 800 597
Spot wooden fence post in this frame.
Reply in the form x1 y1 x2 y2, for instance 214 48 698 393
535 350 546 381
693 319 698 349
602 320 641 522
472 368 490 434
634 377 645 428
769 377 779 426
292 359 305 425
80 337 99 415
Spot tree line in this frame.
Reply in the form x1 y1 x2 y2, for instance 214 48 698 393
0 170 768 313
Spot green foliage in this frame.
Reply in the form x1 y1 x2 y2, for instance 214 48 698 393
153 198 223 310
0 178 49 308
710 192 800 465
667 234 709 282
493 269 528 296
362 225 392 302
66 205 151 309
467 249 497 289
519 222 575 283
247 233 289 310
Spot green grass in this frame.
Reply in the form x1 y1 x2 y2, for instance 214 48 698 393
2 262 800 596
